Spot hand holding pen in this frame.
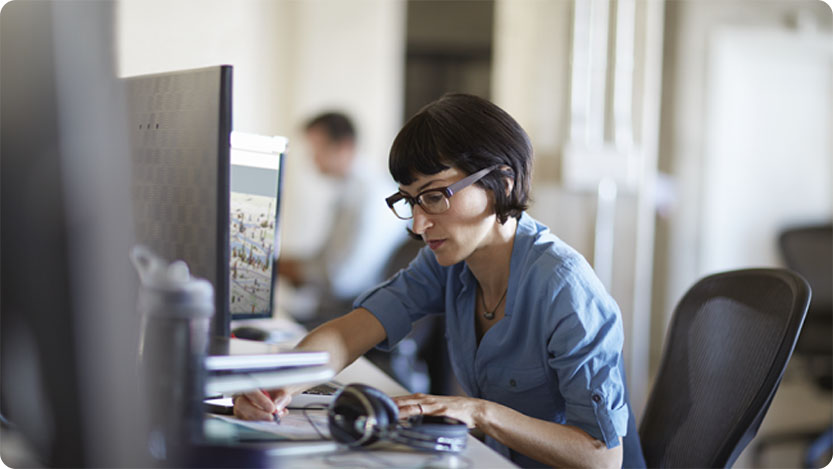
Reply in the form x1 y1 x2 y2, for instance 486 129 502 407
231 388 290 422
261 389 281 423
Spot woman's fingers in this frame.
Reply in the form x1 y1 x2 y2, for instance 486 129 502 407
271 388 293 410
249 390 277 413
392 393 427 406
232 388 296 421
397 402 426 418
410 402 426 417
233 393 275 421
393 393 432 418
392 393 479 428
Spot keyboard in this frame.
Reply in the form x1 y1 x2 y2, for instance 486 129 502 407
288 382 342 409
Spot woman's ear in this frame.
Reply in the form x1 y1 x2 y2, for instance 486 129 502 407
500 165 514 197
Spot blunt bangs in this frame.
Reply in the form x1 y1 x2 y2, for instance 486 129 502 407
389 112 451 185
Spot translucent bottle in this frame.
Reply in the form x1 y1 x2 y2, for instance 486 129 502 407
131 246 214 465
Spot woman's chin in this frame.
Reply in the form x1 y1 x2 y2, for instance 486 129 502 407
431 248 465 267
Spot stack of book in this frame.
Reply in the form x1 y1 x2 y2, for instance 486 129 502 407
204 350 334 396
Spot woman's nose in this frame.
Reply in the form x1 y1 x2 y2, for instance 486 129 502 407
411 205 432 235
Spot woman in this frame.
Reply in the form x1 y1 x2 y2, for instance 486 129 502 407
235 94 637 468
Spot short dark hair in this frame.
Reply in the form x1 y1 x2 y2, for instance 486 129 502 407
389 93 532 224
305 112 356 143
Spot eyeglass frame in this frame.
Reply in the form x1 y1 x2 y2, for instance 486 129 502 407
385 165 500 220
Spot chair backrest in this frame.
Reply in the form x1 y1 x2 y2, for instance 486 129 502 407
779 224 832 315
639 268 810 468
778 224 832 387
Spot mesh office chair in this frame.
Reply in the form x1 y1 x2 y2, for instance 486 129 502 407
779 225 832 389
640 268 810 468
753 224 832 467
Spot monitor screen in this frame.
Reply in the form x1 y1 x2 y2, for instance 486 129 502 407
126 65 232 337
229 132 286 320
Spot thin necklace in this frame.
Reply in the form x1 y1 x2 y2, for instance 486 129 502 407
478 284 508 320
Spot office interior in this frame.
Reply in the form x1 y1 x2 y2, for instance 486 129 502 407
2 0 832 467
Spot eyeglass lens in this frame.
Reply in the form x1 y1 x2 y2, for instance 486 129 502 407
391 191 450 219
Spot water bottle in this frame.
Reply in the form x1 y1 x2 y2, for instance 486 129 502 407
131 246 214 466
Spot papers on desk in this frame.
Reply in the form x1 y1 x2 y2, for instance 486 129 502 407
209 412 331 440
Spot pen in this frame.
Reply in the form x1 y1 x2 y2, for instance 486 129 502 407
261 389 281 423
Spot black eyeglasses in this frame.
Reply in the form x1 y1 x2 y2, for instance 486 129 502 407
385 165 499 220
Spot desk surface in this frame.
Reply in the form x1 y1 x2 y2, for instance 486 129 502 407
227 318 516 468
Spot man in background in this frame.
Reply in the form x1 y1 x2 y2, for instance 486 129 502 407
278 112 407 329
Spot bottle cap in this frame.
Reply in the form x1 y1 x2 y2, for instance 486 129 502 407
131 245 214 318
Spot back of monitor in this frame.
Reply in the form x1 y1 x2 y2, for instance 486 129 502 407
125 66 233 337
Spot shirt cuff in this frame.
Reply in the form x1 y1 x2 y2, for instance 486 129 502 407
353 283 412 351
566 390 628 449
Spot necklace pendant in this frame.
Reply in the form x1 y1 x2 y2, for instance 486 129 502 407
478 284 507 321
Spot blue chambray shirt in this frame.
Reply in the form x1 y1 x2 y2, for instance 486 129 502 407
353 212 629 467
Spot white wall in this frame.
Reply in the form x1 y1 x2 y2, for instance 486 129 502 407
701 27 832 273
492 0 571 176
277 0 405 256
116 0 405 256
492 0 665 414
655 0 833 370
117 1 290 133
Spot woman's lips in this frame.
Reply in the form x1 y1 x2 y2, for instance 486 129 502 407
427 239 445 250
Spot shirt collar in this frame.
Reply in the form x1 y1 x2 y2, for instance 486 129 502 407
504 212 536 316
458 263 475 292
455 212 533 315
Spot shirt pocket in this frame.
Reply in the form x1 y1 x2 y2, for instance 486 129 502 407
485 365 558 418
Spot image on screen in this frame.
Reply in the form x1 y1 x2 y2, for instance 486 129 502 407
230 191 276 315
229 133 285 319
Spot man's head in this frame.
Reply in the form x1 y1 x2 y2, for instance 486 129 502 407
304 112 357 177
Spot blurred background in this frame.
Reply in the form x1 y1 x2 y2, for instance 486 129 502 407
115 0 832 466
3 0 829 467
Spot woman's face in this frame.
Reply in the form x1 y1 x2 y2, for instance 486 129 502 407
398 167 497 266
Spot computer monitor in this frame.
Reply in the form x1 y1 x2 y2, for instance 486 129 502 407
125 65 233 337
1 1 145 466
229 132 287 320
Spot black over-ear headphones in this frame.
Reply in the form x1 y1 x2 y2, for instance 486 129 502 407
328 383 468 453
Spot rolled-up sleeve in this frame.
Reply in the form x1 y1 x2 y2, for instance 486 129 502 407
353 247 445 350
545 261 628 449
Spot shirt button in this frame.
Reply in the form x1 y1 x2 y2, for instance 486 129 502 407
592 394 602 403
509 379 517 388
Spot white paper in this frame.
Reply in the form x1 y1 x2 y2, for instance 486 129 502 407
211 411 330 440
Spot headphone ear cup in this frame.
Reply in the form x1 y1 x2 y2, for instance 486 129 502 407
353 383 399 428
328 385 369 445
328 383 399 447
348 383 398 446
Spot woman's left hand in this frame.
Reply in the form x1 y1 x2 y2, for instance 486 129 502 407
392 393 486 428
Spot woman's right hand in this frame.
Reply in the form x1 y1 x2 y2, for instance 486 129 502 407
231 308 387 421
232 388 292 421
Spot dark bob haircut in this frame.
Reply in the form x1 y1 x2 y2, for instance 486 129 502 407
389 93 532 224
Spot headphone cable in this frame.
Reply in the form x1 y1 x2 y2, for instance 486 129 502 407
302 403 331 440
